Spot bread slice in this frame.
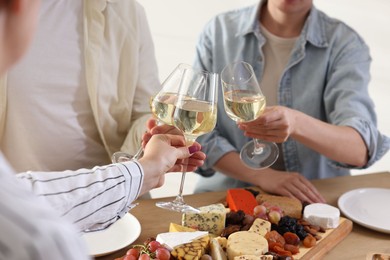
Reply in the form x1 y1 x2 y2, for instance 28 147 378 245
256 194 302 219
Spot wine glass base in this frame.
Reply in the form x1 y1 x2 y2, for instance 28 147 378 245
155 201 200 213
111 152 134 163
240 140 279 169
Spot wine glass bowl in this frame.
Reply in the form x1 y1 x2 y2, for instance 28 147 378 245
221 61 279 169
112 64 192 164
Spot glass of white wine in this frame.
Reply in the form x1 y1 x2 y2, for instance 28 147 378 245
111 64 191 164
221 61 279 169
155 65 218 213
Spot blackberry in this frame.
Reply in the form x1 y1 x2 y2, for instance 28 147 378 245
273 216 308 240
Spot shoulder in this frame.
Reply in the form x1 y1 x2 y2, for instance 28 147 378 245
315 8 368 49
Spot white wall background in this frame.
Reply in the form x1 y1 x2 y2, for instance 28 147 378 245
138 0 390 198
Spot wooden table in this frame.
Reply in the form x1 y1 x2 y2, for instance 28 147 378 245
97 172 390 260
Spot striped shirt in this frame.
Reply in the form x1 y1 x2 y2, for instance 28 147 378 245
0 153 144 259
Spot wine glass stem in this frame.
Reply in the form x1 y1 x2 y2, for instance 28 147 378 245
173 157 189 205
132 146 144 160
253 138 265 155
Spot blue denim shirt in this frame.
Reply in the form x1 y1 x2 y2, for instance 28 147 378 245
193 2 390 186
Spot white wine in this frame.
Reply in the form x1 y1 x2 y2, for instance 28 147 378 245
224 90 266 122
150 92 179 125
173 99 217 143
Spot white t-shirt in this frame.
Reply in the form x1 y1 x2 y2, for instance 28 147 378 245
259 25 298 106
3 0 108 172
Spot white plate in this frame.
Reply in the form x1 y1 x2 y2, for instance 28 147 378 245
338 188 390 234
82 213 141 257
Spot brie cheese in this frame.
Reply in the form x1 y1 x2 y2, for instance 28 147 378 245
303 203 340 229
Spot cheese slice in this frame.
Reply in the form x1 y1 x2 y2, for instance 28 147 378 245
182 203 226 236
169 223 197 232
248 218 271 237
303 203 340 229
226 231 268 260
156 231 208 251
210 237 227 260
170 235 210 260
226 189 258 215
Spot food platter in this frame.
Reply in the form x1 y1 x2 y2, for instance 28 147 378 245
338 188 390 234
82 213 141 257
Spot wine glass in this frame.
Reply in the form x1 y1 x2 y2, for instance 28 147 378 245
155 65 218 213
111 64 191 164
221 61 279 169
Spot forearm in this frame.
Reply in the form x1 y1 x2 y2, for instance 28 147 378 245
292 110 368 167
16 162 142 232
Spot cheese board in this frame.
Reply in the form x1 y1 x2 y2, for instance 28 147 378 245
113 189 353 260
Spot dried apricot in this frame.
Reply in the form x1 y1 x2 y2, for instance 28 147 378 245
283 232 300 246
303 234 316 248
273 245 293 257
268 242 285 252
265 230 286 245
284 244 300 255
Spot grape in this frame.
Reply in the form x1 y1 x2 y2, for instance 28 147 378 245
139 254 151 260
155 247 171 260
123 255 137 260
253 205 267 215
147 240 161 253
268 205 283 215
268 210 281 224
243 214 255 225
126 248 140 258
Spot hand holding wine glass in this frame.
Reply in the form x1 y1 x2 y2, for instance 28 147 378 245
221 61 279 169
155 64 218 213
111 64 189 164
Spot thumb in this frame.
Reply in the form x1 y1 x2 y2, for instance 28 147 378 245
175 145 200 159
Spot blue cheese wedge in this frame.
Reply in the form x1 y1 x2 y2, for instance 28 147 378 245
248 218 271 237
303 203 340 229
226 231 268 260
182 203 226 236
156 231 208 251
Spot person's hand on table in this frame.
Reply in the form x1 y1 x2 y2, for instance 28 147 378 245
237 106 296 143
257 170 326 204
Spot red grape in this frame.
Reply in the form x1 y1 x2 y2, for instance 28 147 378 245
155 247 171 260
126 248 140 258
147 240 161 253
123 255 137 260
139 254 151 260
253 205 267 215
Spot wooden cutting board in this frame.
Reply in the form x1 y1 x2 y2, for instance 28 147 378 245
296 217 353 260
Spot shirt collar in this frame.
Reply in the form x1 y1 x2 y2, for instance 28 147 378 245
237 1 264 37
303 6 329 48
238 1 329 48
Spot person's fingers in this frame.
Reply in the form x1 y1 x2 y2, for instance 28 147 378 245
297 178 326 203
286 177 326 203
146 118 158 130
150 124 179 135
